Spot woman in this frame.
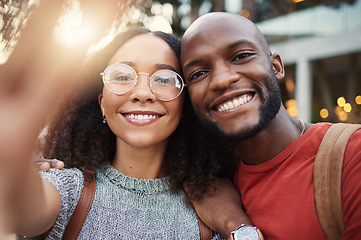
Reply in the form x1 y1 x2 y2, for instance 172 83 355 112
8 28 246 239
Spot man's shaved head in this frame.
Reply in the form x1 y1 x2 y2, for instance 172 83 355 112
182 12 271 57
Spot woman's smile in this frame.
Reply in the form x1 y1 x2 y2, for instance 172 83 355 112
122 111 162 126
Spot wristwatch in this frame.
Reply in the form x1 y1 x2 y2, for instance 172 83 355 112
227 224 264 240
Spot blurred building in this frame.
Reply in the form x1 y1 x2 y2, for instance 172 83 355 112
241 0 361 123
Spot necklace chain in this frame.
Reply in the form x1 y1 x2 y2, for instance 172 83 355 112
299 119 306 136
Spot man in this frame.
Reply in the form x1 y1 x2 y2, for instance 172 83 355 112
180 12 361 240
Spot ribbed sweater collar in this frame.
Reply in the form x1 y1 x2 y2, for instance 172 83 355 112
98 164 171 194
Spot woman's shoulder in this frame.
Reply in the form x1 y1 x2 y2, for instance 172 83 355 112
40 167 84 186
39 167 85 206
38 168 86 239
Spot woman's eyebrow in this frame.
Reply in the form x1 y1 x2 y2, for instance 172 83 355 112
155 63 178 72
115 62 178 73
117 61 134 66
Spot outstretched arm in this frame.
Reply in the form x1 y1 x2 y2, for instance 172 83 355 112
0 1 87 235
0 68 62 236
186 178 252 238
1 1 120 237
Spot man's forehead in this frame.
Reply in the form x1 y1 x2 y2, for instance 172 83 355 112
183 16 257 48
184 13 249 37
182 13 269 56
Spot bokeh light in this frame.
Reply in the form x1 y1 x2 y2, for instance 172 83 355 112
356 95 361 105
285 99 298 118
338 111 348 121
53 1 90 48
337 97 346 107
343 103 352 113
285 78 295 94
241 9 250 19
320 108 329 119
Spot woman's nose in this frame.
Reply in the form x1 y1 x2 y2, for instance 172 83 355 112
129 74 157 103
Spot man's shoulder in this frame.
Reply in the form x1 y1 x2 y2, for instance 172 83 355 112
310 122 361 153
306 122 361 138
317 122 361 143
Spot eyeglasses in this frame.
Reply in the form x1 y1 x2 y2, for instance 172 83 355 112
100 63 186 101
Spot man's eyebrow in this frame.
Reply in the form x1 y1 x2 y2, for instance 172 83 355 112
183 40 255 71
183 59 201 72
227 40 254 50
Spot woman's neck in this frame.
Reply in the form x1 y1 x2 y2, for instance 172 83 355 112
111 139 168 179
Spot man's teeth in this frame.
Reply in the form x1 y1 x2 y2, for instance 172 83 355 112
125 114 158 120
217 94 253 112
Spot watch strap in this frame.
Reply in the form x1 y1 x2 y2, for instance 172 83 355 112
227 233 235 240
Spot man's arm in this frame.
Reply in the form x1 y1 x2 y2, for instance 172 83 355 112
187 178 252 238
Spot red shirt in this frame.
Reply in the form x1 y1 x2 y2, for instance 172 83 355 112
234 123 361 240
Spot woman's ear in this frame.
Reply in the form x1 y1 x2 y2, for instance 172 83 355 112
98 93 104 114
270 53 285 81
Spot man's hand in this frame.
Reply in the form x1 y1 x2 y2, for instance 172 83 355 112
33 156 64 172
186 178 252 238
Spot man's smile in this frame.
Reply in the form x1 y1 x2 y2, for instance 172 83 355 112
214 93 255 112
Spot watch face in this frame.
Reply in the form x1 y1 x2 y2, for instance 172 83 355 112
233 225 259 240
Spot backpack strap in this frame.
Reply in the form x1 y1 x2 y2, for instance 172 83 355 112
314 123 361 240
62 170 95 240
196 211 212 240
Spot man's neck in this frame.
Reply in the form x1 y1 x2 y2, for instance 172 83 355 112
235 108 305 165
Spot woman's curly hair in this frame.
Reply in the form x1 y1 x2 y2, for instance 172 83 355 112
41 27 240 201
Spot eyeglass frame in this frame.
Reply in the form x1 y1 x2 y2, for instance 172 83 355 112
100 63 187 102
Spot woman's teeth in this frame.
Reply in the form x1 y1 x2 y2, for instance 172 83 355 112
124 114 159 120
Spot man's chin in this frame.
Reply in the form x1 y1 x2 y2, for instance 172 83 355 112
200 118 262 141
223 125 263 141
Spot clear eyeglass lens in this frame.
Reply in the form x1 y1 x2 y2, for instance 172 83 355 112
150 70 183 101
103 64 137 95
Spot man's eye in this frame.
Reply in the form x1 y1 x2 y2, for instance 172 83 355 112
232 52 253 62
189 70 208 82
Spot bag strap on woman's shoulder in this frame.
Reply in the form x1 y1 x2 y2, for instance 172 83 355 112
314 123 361 240
62 170 95 240
196 211 212 240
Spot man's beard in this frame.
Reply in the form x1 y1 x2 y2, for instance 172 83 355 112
200 72 282 141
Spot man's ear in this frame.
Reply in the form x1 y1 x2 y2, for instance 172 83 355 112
98 93 104 114
271 53 285 81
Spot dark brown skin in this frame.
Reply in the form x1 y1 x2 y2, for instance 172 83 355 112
185 178 252 238
181 12 312 237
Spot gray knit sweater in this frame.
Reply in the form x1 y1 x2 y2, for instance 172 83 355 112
21 164 223 239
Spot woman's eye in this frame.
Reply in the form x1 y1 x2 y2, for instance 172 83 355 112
232 52 253 62
189 70 208 82
113 75 132 82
